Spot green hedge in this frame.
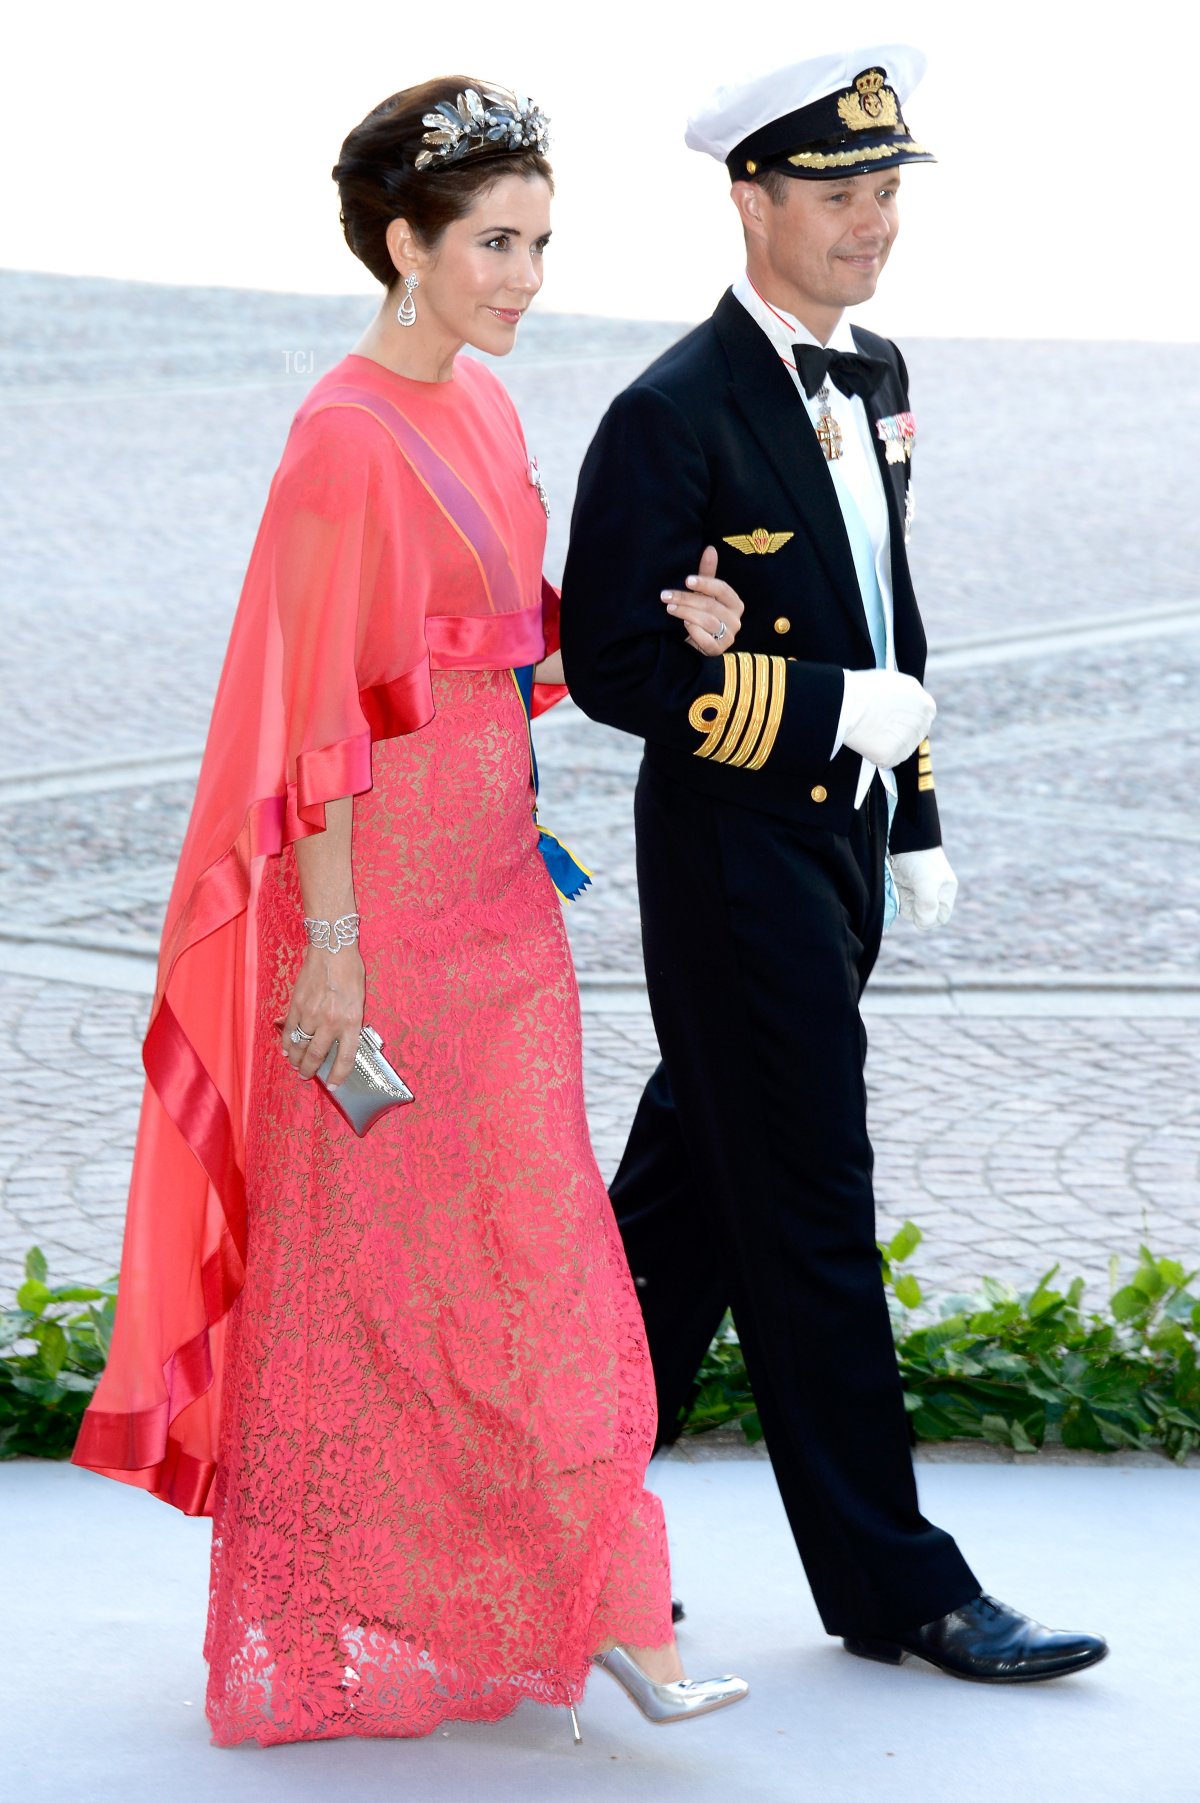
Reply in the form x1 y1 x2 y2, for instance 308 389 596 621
4 1232 1199 1462
683 1227 1200 1462
0 1249 115 1458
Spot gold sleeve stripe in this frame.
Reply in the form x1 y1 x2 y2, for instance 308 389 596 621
712 652 755 765
687 655 738 758
689 653 789 770
917 736 934 790
747 657 786 769
726 655 770 768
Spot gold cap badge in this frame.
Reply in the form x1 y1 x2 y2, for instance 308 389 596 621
837 68 900 132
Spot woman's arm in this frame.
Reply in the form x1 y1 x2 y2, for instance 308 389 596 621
280 796 365 1086
535 547 742 688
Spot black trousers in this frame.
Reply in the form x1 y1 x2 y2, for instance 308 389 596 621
611 766 980 1637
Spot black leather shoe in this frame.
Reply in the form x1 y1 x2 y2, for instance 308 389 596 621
671 1598 686 1626
844 1594 1108 1683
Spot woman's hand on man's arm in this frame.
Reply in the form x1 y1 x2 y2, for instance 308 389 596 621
660 544 744 655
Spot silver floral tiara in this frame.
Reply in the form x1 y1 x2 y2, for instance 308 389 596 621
415 85 551 172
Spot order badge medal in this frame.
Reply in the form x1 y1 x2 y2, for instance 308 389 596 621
815 386 843 461
528 455 550 517
875 411 917 465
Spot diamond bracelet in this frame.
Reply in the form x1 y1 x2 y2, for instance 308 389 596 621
303 912 361 954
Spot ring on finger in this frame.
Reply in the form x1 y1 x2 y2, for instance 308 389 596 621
712 620 728 643
290 1026 315 1045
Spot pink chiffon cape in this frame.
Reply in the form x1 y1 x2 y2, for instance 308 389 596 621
73 353 563 1514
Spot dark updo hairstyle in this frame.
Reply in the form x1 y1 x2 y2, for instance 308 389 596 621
333 77 554 288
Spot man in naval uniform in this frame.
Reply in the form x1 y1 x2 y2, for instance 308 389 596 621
561 46 1106 1680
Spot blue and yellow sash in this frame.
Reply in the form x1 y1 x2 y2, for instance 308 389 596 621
511 665 592 903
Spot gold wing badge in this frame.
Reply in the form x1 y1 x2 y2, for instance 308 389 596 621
722 528 794 556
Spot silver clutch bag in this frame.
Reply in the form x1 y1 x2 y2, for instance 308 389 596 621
315 1025 414 1137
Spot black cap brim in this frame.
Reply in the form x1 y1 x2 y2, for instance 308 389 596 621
729 133 935 181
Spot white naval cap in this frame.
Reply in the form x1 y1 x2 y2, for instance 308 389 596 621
685 44 935 181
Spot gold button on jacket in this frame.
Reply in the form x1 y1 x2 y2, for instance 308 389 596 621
810 785 828 804
773 616 791 635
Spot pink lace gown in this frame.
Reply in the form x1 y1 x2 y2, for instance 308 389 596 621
69 354 672 1742
204 666 673 1744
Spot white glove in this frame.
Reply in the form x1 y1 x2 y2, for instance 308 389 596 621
890 847 958 931
839 668 936 768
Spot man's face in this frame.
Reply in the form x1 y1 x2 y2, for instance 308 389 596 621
752 168 902 324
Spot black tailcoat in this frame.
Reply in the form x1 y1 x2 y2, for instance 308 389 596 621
560 290 978 1637
561 289 940 850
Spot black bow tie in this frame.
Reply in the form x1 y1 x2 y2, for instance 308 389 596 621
793 343 888 402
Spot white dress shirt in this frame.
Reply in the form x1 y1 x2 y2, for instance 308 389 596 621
732 273 896 808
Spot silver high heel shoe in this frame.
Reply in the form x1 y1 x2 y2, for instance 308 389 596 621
591 1644 749 1725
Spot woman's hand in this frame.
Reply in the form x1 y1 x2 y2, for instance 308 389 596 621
661 544 745 656
285 795 362 1086
281 943 365 1087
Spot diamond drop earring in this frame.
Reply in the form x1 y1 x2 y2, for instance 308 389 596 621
396 273 419 328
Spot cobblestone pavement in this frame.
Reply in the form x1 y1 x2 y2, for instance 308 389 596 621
534 632 1200 982
3 970 1196 1307
1 272 1197 1310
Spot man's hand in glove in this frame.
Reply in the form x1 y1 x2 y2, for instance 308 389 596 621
839 668 937 768
890 846 958 931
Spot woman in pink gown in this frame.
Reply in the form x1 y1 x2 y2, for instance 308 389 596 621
74 79 748 1747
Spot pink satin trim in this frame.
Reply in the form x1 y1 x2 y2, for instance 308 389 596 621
144 999 247 1254
71 1257 232 1515
293 735 373 835
425 605 545 669
532 683 568 718
72 1400 169 1473
533 579 565 715
359 657 437 743
72 1412 217 1516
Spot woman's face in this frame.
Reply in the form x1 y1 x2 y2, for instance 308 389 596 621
407 173 552 357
